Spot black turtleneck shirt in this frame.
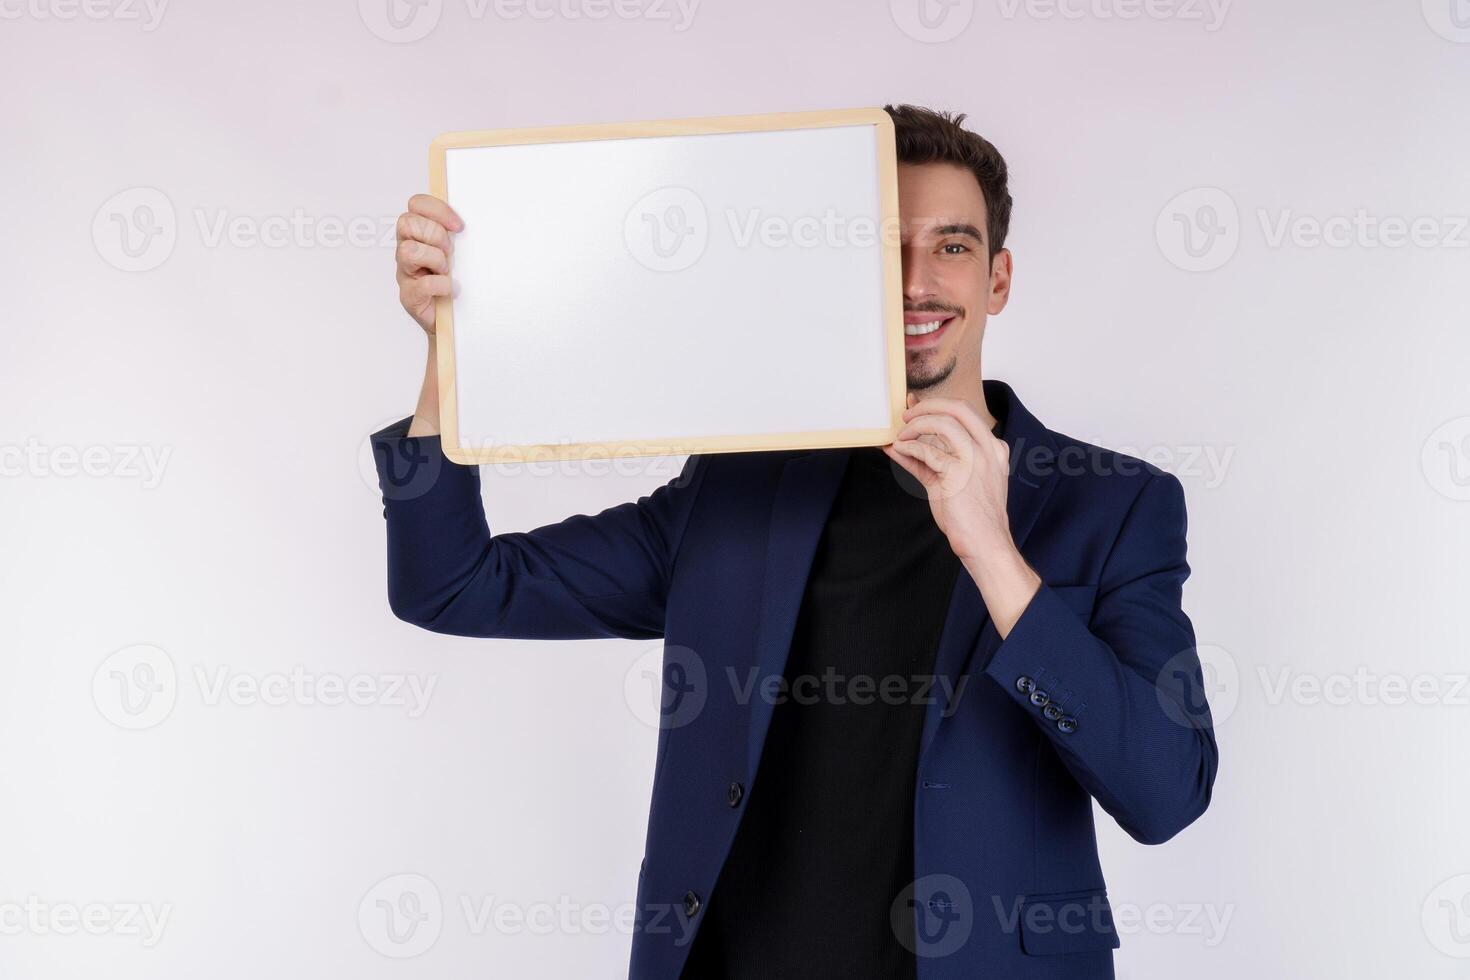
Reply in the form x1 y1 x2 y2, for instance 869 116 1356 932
680 416 1002 979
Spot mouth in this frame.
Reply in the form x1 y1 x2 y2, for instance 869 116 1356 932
903 312 957 349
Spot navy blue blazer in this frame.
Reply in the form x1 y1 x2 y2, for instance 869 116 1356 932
371 378 1218 980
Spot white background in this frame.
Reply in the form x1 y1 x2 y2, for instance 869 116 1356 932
2 0 1468 977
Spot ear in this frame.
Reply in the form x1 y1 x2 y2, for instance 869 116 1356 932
988 247 1013 316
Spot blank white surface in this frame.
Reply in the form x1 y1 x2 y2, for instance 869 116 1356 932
443 124 892 451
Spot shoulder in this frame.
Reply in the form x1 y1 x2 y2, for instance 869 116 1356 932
1033 428 1185 517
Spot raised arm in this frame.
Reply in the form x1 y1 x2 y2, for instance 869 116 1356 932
372 420 707 641
377 191 707 641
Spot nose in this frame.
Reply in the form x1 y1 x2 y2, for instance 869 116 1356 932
901 246 938 306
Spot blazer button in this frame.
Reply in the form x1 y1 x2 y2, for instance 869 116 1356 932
1057 715 1078 734
1043 703 1063 721
1015 676 1036 695
1029 689 1050 707
682 891 701 917
727 781 744 807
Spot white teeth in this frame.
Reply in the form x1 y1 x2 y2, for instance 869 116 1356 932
904 318 948 336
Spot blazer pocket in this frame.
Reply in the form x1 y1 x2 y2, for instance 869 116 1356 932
1019 889 1120 955
1049 584 1098 623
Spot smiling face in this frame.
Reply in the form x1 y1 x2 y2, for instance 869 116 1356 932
897 161 1013 396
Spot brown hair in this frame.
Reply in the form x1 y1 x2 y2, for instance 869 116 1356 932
883 104 1013 259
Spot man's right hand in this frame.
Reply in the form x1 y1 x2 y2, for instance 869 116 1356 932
395 194 463 334
395 194 463 437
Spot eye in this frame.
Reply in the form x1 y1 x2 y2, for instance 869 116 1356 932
941 242 970 254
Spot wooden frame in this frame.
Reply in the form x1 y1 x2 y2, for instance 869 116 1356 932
428 107 904 465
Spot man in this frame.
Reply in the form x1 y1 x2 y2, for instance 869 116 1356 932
373 104 1218 979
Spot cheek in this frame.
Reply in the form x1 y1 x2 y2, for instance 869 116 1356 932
938 265 990 309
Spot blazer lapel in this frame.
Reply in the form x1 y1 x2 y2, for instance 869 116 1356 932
739 380 1059 776
744 446 851 771
917 379 1061 761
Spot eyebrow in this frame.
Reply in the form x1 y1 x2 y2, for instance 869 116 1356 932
934 222 986 244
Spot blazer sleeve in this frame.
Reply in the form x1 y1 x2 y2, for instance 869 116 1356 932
979 470 1218 845
370 417 708 641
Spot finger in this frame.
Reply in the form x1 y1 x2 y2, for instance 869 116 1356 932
407 194 464 232
396 211 454 254
892 438 973 501
883 443 936 487
396 239 448 276
896 413 971 455
890 437 955 477
402 274 452 302
901 396 990 445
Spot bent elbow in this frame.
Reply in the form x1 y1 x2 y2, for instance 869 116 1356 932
387 582 444 631
1124 751 1218 846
